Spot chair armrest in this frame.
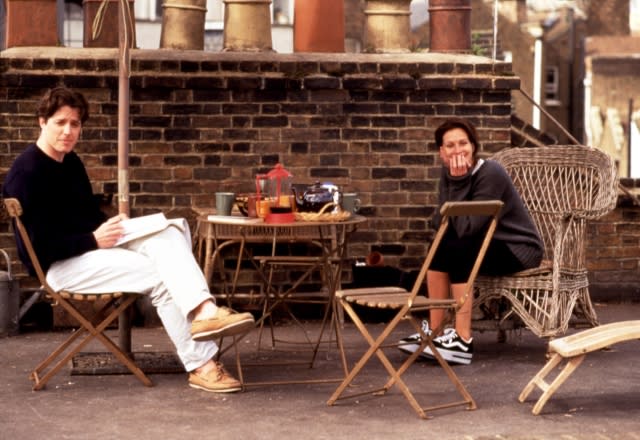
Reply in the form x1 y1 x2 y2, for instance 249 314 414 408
549 213 587 274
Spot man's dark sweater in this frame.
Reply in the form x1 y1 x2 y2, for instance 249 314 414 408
433 159 543 269
3 144 106 274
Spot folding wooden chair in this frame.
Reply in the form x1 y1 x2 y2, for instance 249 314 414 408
519 320 640 415
3 198 153 391
327 200 503 419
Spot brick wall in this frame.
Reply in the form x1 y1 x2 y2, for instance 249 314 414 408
0 47 638 302
589 190 640 301
587 0 630 37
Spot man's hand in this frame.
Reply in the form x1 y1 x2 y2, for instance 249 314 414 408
93 213 128 248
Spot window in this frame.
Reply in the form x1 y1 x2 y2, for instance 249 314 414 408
62 1 83 47
130 0 161 20
273 0 292 25
65 0 83 19
545 66 560 103
205 0 224 22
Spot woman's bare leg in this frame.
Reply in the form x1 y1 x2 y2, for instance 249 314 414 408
427 270 450 335
450 282 472 341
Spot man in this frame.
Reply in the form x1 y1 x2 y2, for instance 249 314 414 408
3 86 253 392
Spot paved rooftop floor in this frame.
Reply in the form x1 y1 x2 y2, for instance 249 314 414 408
2 302 640 440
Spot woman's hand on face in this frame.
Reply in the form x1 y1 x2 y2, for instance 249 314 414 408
448 153 472 177
93 213 128 248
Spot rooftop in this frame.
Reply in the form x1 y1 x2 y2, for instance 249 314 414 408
2 302 639 439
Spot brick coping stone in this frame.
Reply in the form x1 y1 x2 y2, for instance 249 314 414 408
1 47 514 77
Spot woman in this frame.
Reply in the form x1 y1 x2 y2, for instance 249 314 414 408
3 86 254 392
399 118 543 365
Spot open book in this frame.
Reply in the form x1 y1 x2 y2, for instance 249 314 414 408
115 213 184 246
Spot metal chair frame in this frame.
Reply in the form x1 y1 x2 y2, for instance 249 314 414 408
4 198 153 390
327 201 503 419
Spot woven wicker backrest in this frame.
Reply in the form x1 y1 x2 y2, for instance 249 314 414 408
491 145 618 268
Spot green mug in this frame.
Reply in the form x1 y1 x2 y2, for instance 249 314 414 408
341 193 361 213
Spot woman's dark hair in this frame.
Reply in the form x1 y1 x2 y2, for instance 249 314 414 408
434 118 480 161
37 87 89 124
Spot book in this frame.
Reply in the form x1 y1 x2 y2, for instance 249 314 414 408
206 215 264 225
115 213 181 246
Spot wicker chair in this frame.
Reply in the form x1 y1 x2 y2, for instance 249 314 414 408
473 145 618 338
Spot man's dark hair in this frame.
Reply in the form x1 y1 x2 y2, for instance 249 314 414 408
37 87 90 124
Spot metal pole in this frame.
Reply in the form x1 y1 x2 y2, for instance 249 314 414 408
117 0 130 218
629 98 633 178
117 0 132 352
492 0 498 61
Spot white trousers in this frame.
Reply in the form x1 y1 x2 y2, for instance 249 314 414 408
46 222 218 372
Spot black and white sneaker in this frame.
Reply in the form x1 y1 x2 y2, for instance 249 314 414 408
397 320 431 355
422 329 473 365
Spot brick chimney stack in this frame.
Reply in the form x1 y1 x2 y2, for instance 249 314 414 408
429 0 472 52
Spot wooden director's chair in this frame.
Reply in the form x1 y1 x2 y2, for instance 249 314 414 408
327 200 503 419
4 198 153 391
